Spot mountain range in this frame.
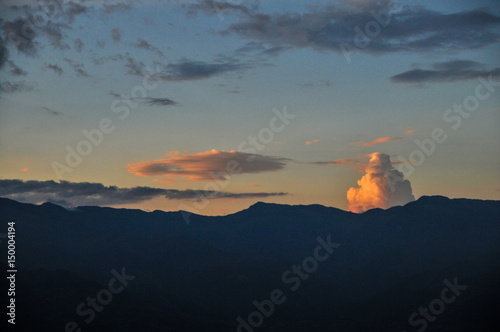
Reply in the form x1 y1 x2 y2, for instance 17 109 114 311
0 196 499 331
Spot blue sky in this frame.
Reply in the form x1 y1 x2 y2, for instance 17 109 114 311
0 0 499 214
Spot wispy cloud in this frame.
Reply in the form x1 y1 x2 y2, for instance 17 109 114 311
0 179 287 208
128 150 291 182
109 91 178 107
391 60 500 84
132 39 163 57
45 63 63 76
6 60 27 76
111 28 121 42
0 80 34 93
305 139 320 145
351 136 403 147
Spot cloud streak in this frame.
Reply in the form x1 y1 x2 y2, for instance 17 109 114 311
351 136 403 147
0 179 287 208
391 60 500 84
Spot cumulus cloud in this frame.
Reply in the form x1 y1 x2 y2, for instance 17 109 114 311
128 150 291 182
347 152 414 213
0 179 287 208
391 60 500 84
351 136 403 147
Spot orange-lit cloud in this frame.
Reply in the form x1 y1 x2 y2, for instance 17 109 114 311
347 153 414 213
127 149 291 182
21 167 29 172
405 129 419 135
305 139 320 145
351 136 403 147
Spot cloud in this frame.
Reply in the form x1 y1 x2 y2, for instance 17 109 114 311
111 28 121 42
42 107 64 116
103 2 132 15
154 59 248 81
7 60 27 76
305 139 320 145
182 0 257 17
0 37 8 69
109 91 178 107
405 129 418 135
347 152 414 213
0 80 34 93
0 179 287 208
224 3 500 55
2 17 39 56
45 63 63 76
63 58 90 77
128 150 291 182
351 136 403 147
391 60 500 84
73 38 84 52
132 39 163 57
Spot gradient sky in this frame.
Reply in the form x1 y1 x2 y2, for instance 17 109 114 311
0 0 499 215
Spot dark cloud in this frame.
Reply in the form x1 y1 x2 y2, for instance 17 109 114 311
42 106 64 116
132 39 163 57
45 63 63 76
224 3 500 55
144 97 178 107
111 28 121 42
103 2 132 15
63 57 90 77
73 38 83 52
0 179 287 207
0 37 8 69
124 53 145 76
391 60 500 84
6 60 27 76
0 80 34 93
182 0 257 17
109 90 178 107
65 1 88 22
2 17 39 56
155 59 248 81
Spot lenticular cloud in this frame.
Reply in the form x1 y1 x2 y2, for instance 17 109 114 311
347 152 414 213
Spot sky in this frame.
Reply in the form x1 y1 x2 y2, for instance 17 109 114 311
0 0 499 215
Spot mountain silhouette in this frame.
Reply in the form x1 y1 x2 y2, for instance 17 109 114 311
0 196 499 331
